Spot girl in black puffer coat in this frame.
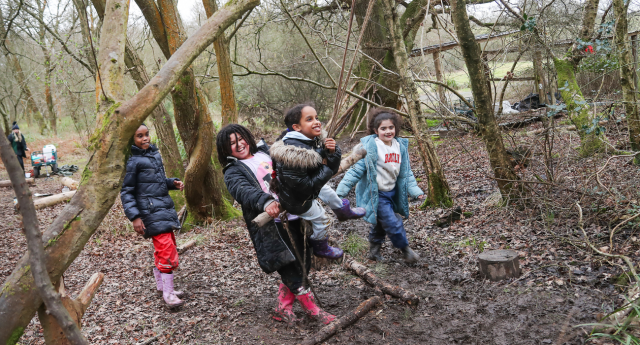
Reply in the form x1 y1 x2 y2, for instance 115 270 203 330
120 124 185 308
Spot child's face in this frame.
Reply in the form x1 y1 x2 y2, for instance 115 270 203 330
134 125 150 150
374 119 396 144
292 106 322 139
229 133 252 160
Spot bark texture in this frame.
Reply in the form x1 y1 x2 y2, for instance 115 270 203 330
551 0 603 156
613 0 640 164
381 0 452 207
450 0 521 200
36 0 57 136
0 0 258 342
135 0 238 223
203 0 238 126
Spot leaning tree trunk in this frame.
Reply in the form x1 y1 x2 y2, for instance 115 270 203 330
450 0 522 200
0 0 258 342
203 0 238 126
90 0 185 182
345 0 428 132
381 0 452 207
136 0 239 223
552 0 603 156
613 0 640 164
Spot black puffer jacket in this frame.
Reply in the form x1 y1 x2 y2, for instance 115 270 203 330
121 145 181 238
270 135 341 215
223 142 297 273
7 132 28 158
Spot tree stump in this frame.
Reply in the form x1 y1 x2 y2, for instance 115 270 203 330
478 249 521 281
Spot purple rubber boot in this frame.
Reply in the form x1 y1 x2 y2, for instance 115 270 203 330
154 268 183 297
309 238 344 260
332 199 366 222
161 273 184 308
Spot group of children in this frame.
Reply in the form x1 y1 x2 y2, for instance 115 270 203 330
120 104 425 323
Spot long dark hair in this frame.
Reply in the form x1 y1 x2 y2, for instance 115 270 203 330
276 102 315 140
367 108 403 135
216 124 258 166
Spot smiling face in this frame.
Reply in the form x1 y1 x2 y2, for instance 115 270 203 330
229 133 253 160
292 106 322 139
134 125 150 150
374 119 396 145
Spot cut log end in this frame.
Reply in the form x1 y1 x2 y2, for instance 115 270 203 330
478 249 521 281
0 178 35 187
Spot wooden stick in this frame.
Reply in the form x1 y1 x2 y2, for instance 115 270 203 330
31 191 77 210
251 148 367 227
0 178 34 187
301 296 382 345
61 177 79 190
344 256 420 305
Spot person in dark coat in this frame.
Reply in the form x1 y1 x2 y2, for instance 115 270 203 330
7 122 28 171
120 124 185 308
218 124 335 326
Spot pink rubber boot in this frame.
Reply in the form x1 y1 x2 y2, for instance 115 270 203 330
154 268 183 296
161 273 184 308
295 288 335 325
273 284 299 325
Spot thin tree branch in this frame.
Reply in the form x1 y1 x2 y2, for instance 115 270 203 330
414 78 474 109
279 0 337 86
226 8 253 41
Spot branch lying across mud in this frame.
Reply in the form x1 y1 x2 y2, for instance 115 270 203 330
301 296 382 345
343 256 420 305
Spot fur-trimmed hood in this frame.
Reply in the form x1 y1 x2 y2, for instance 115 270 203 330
269 139 323 170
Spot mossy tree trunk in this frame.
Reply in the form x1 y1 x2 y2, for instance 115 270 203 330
532 49 548 105
381 0 452 208
551 0 603 156
345 0 427 132
450 0 522 200
203 0 238 126
36 0 57 136
613 0 640 164
136 0 239 222
0 0 258 342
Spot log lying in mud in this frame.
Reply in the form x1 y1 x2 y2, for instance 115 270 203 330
33 191 76 210
478 249 521 281
251 148 367 227
0 178 34 187
37 273 105 345
61 177 79 190
344 257 420 305
301 296 382 345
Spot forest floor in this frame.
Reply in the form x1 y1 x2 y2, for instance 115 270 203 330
2 111 639 344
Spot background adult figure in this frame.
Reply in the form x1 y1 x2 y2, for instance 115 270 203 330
7 122 28 172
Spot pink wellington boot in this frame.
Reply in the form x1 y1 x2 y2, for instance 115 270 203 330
273 284 300 325
154 268 183 297
161 273 184 308
295 288 335 325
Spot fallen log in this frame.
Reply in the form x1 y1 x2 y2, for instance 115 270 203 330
0 178 34 187
344 256 420 305
301 296 382 345
177 239 197 254
37 273 105 345
251 148 367 227
33 191 76 210
61 177 79 190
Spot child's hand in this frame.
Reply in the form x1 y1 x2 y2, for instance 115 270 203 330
417 195 425 199
132 218 145 235
265 201 281 218
174 180 184 191
324 138 336 154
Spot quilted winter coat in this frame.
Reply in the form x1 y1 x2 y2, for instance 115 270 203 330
120 144 181 238
336 135 424 226
269 132 341 215
223 141 298 273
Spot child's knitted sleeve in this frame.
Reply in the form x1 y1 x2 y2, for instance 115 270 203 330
120 158 140 221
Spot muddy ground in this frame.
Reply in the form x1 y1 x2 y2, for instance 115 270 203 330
1 113 637 344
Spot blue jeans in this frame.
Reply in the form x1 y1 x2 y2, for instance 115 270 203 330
368 188 409 249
